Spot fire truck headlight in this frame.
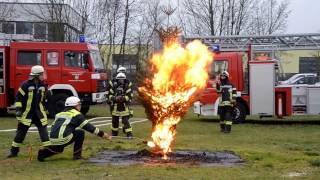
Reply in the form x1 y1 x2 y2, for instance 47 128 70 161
91 73 101 80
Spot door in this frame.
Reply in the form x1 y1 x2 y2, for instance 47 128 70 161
44 50 61 86
14 50 42 91
61 50 91 93
0 48 6 108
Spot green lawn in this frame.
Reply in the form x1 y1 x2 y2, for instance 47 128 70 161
0 105 320 179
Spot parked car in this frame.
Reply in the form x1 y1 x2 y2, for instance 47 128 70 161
278 73 318 85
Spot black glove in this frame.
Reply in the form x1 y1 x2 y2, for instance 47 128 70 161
116 96 125 103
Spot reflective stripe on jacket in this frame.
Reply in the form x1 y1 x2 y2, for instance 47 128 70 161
15 80 48 126
216 82 236 107
50 107 104 145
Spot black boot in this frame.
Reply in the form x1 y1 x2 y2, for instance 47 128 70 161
127 132 133 139
224 125 232 133
37 149 45 162
112 130 118 136
73 149 83 160
220 124 225 132
7 147 19 158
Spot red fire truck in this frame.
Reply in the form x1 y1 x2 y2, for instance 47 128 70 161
0 41 107 117
186 34 320 122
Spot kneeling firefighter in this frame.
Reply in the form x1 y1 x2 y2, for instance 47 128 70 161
216 71 237 133
108 72 133 138
37 96 111 161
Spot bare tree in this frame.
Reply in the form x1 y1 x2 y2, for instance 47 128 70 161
179 0 289 36
0 2 16 23
247 0 290 35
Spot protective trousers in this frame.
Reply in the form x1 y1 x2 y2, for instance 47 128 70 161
37 130 85 161
111 115 132 137
10 118 50 155
219 106 233 133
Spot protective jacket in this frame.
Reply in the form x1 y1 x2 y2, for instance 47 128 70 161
216 80 237 107
15 80 48 126
50 107 104 145
107 79 133 116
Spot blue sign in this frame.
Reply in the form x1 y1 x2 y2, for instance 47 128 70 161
211 44 220 52
79 34 85 43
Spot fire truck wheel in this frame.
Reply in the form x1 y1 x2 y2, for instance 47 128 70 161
80 106 90 115
48 93 69 118
233 102 246 124
0 109 8 116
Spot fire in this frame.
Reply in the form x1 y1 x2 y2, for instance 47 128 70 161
138 36 213 159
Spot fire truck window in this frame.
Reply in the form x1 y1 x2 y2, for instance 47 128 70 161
47 52 59 66
17 51 41 65
64 51 88 69
213 60 228 76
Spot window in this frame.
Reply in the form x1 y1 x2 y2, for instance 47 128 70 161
47 52 59 66
211 60 228 79
34 23 47 39
17 51 41 65
306 76 316 85
2 22 14 34
90 51 104 70
64 51 88 69
16 22 32 34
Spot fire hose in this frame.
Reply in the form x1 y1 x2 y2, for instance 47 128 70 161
110 136 148 144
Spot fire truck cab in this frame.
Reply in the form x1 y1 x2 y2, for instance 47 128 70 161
0 42 107 117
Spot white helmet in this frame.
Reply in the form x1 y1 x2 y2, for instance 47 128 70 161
65 96 81 107
116 72 126 80
30 65 44 76
117 66 126 73
221 71 229 78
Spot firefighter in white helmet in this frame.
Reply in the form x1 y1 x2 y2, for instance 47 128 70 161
216 71 237 133
8 65 51 158
107 72 133 138
37 96 111 161
117 66 126 74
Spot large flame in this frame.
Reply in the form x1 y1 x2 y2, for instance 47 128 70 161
138 37 213 159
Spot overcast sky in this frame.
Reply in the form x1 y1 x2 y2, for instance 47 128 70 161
286 0 320 33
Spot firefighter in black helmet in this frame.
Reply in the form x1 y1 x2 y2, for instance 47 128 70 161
8 65 51 158
216 71 237 133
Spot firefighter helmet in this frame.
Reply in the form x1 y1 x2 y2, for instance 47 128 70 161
30 65 44 76
65 96 81 107
116 72 126 80
221 71 229 78
117 66 126 73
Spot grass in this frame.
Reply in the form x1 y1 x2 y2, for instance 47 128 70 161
0 105 320 179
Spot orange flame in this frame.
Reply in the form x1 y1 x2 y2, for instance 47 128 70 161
138 37 213 159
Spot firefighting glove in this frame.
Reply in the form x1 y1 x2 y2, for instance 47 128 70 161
116 96 124 103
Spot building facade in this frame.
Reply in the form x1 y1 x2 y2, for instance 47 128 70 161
0 2 90 42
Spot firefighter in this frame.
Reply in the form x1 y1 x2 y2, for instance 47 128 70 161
107 72 133 138
37 96 111 161
8 65 51 158
115 66 133 117
216 71 237 133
